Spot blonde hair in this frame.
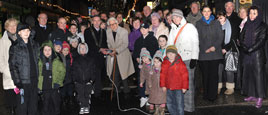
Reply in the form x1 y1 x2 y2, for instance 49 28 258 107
4 18 18 30
238 6 248 17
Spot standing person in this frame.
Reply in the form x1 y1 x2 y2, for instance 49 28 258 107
49 17 71 42
106 17 135 99
186 2 202 26
168 9 199 112
238 7 248 32
91 9 99 16
160 45 189 115
149 12 169 40
38 40 66 115
100 12 108 22
240 6 267 108
84 15 108 97
158 35 168 57
128 17 142 53
109 10 116 18
9 23 39 115
116 13 131 33
196 6 224 101
143 6 152 25
32 13 52 45
67 24 81 43
0 18 18 115
71 43 97 114
77 24 88 43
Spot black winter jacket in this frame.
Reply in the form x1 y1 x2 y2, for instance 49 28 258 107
9 33 39 84
49 28 71 42
32 25 52 45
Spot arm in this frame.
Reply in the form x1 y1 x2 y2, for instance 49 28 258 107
247 26 267 53
190 25 199 59
53 59 66 87
211 21 224 51
160 61 168 88
8 45 20 85
180 60 189 90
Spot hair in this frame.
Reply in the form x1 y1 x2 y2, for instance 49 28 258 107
190 1 200 9
4 18 18 30
92 15 101 19
69 24 77 28
132 17 141 25
57 17 66 23
38 13 48 19
158 35 168 41
238 6 248 17
217 11 226 18
107 17 118 25
202 5 212 11
77 43 88 54
116 13 123 18
154 57 163 63
225 1 235 8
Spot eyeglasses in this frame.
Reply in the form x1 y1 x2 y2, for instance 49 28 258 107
109 23 117 26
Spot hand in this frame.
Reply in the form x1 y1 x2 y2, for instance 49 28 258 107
15 82 23 89
210 46 216 52
109 50 116 57
222 49 227 54
139 83 143 88
190 59 197 69
100 48 108 55
136 58 140 63
162 87 167 92
205 49 211 53
182 89 187 93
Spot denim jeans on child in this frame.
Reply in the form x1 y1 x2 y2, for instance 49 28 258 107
167 89 184 115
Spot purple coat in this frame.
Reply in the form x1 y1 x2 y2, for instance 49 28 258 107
128 29 141 52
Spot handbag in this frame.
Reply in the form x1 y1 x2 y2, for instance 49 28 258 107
225 39 239 72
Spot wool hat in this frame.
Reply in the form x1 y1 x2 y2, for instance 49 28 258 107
166 45 178 54
54 40 62 47
139 48 152 68
150 50 163 74
141 23 149 29
62 41 70 50
69 36 79 44
17 23 31 32
151 12 161 19
172 9 184 18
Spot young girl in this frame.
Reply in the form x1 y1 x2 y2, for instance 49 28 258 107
158 35 168 57
148 50 166 115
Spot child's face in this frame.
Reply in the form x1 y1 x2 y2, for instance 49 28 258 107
79 44 87 55
141 28 149 35
167 52 176 61
80 26 87 33
71 41 78 48
142 56 151 64
18 29 30 39
62 48 69 56
158 37 167 48
217 15 226 25
43 46 52 58
54 45 62 53
153 58 162 68
69 25 77 35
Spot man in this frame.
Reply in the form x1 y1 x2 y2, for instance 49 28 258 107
49 17 71 42
91 9 99 16
186 2 202 26
109 10 116 18
100 12 108 22
142 6 152 24
106 17 135 98
32 13 52 45
168 9 199 112
84 15 108 97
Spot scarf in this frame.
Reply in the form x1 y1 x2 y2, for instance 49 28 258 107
222 19 232 44
7 31 17 42
202 15 215 24
239 18 247 32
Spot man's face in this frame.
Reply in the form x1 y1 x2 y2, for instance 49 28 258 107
158 10 163 18
43 46 52 58
80 26 87 33
135 12 142 18
116 14 123 23
109 20 118 31
57 18 66 30
18 29 31 39
91 9 99 16
109 12 116 18
69 25 77 35
38 13 48 26
54 44 62 53
71 41 78 48
92 16 101 29
172 16 182 25
191 3 199 15
143 6 152 17
101 13 108 21
225 2 234 14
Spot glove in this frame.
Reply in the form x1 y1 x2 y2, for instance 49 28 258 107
190 59 197 69
54 83 60 89
15 82 23 89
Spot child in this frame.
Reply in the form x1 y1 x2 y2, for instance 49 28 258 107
160 45 189 115
69 37 79 58
71 43 97 114
68 24 82 43
139 48 152 108
158 35 168 57
38 40 66 115
148 50 166 115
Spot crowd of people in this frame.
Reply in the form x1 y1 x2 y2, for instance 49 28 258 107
0 1 267 115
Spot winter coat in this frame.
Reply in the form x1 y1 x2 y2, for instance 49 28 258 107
133 32 159 61
168 18 199 61
196 18 224 61
49 28 71 42
160 55 189 90
186 12 202 26
148 67 166 104
128 28 141 52
32 24 52 45
0 31 16 89
149 22 169 40
140 63 152 95
38 41 66 90
9 32 39 84
106 26 135 80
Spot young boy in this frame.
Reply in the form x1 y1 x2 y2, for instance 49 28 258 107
160 45 189 115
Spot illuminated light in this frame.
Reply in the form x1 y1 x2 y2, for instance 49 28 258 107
126 0 137 21
41 1 44 4
147 1 153 9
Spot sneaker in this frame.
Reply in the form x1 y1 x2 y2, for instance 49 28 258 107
79 107 84 114
84 107 89 114
140 97 148 107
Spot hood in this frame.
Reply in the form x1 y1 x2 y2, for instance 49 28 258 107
77 43 89 55
40 40 57 60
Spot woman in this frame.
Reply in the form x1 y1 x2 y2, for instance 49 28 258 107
128 17 142 53
196 6 224 101
239 7 248 32
0 18 18 114
149 12 169 40
240 6 267 108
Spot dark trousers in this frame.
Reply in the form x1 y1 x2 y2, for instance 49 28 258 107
42 89 61 115
16 83 38 115
199 60 220 100
75 83 93 107
111 59 130 94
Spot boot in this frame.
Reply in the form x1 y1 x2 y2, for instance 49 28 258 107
218 83 222 94
153 106 159 115
244 96 257 102
255 98 263 108
224 83 234 95
159 107 165 115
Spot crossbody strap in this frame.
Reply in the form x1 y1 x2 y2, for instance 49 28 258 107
173 23 187 44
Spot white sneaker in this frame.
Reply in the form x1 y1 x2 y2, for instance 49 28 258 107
79 107 84 114
140 97 148 107
84 107 89 114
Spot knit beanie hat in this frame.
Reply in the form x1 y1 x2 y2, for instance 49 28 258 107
69 36 79 44
150 50 163 74
172 9 184 18
151 12 161 19
166 45 178 54
139 48 152 68
62 41 70 50
54 40 62 47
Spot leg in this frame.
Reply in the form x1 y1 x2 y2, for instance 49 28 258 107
225 71 235 95
183 60 195 112
207 60 220 100
176 90 184 115
199 61 209 99
218 63 224 93
52 89 61 114
166 89 175 115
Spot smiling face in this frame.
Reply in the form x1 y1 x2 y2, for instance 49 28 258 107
43 46 52 58
239 8 248 19
142 56 151 64
57 18 66 30
109 20 119 31
225 2 234 14
69 25 77 35
202 7 212 19
38 13 48 26
249 9 258 21
140 27 149 35
133 19 141 30
158 37 167 48
167 52 176 61
172 16 182 25
62 48 69 56
7 21 17 34
153 58 162 68
191 3 199 15
217 15 226 25
18 29 31 39
54 44 62 53
116 14 123 23
151 16 160 27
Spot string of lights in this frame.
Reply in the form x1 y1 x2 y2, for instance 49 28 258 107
126 0 137 21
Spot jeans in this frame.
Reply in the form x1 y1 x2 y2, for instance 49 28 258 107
167 89 184 115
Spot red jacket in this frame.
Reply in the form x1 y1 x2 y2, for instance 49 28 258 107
160 55 189 90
